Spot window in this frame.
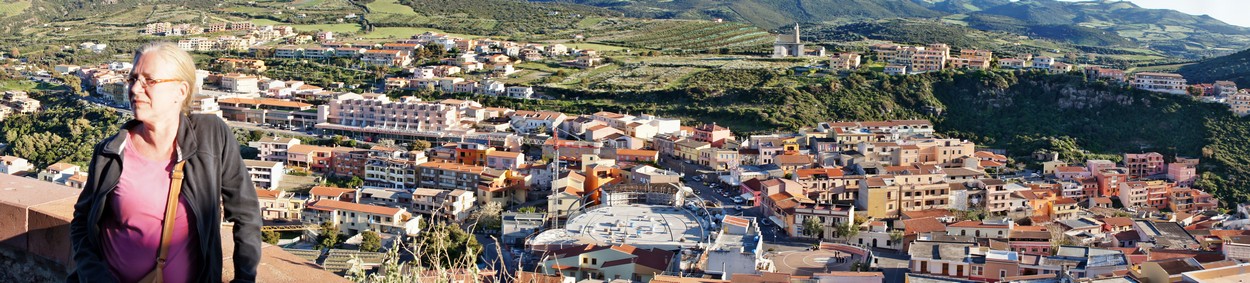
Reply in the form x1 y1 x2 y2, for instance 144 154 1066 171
999 270 1006 278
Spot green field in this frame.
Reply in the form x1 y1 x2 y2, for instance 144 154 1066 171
577 17 605 28
360 27 479 40
250 19 362 33
0 80 53 92
550 42 634 52
0 0 31 17
366 0 417 15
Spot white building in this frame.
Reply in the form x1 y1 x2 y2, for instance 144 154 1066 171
243 159 284 190
221 74 260 94
38 162 80 185
0 156 34 175
509 110 566 134
249 136 301 163
1133 72 1187 95
302 199 420 236
705 216 767 279
505 86 534 99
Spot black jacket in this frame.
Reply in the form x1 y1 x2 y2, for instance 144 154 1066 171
69 114 262 283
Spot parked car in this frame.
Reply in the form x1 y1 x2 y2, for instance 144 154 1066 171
732 196 745 204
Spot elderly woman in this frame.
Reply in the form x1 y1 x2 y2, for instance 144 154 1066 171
69 41 262 283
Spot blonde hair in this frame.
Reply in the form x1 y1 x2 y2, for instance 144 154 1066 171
133 41 198 114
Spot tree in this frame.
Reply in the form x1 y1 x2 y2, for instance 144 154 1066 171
889 229 905 246
262 230 280 245
470 202 503 232
408 140 431 151
360 231 382 252
414 223 482 268
316 221 342 250
517 206 540 213
834 222 859 242
801 217 825 239
347 176 364 188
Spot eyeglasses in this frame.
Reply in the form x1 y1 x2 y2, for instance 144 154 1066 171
126 75 183 89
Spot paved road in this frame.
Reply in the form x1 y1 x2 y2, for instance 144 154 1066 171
870 248 911 282
656 155 816 249
226 120 318 138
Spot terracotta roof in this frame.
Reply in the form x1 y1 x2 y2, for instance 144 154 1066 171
768 193 798 210
902 209 954 220
515 271 564 283
723 216 750 228
310 186 355 198
775 155 813 166
903 217 947 235
218 97 313 109
68 173 88 183
307 199 403 216
418 161 486 174
980 160 1005 167
794 168 844 179
46 162 77 172
256 189 282 199
1101 217 1135 228
949 220 1009 228
1053 198 1078 205
288 144 335 155
615 148 658 157
485 151 522 158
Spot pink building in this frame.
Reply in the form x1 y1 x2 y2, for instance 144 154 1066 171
693 123 732 148
1123 152 1164 178
1054 166 1090 181
1167 157 1198 187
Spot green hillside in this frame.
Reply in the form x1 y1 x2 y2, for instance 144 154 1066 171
1177 48 1250 87
551 0 1250 59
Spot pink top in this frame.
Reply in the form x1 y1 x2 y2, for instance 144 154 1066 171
101 135 199 283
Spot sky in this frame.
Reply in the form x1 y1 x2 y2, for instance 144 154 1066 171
1063 0 1250 27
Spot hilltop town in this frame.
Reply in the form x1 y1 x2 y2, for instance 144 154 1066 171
4 4 1250 283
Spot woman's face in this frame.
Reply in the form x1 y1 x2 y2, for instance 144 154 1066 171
128 53 187 123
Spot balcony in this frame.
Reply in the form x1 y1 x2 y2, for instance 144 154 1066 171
0 174 348 282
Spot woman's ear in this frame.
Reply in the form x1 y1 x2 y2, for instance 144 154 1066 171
179 80 190 103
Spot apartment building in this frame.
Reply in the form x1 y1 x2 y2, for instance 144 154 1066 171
1133 72 1187 95
243 159 284 190
302 199 418 236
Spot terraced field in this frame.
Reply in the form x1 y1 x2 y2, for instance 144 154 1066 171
603 21 773 52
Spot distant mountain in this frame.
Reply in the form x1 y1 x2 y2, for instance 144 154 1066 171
1177 48 1250 87
537 0 945 29
542 0 1250 59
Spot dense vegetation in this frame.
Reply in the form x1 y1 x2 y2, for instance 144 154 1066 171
601 21 772 52
396 0 614 39
559 0 1250 59
0 84 126 170
1177 48 1250 87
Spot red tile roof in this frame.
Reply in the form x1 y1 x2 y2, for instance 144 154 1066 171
310 186 355 198
903 217 947 235
307 199 403 216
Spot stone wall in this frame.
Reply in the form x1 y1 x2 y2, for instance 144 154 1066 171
0 173 348 282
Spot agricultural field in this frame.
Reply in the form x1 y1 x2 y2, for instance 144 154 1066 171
0 1 30 18
359 27 479 40
250 19 362 34
601 21 773 52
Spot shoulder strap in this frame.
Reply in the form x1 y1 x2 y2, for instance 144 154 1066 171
154 160 187 274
